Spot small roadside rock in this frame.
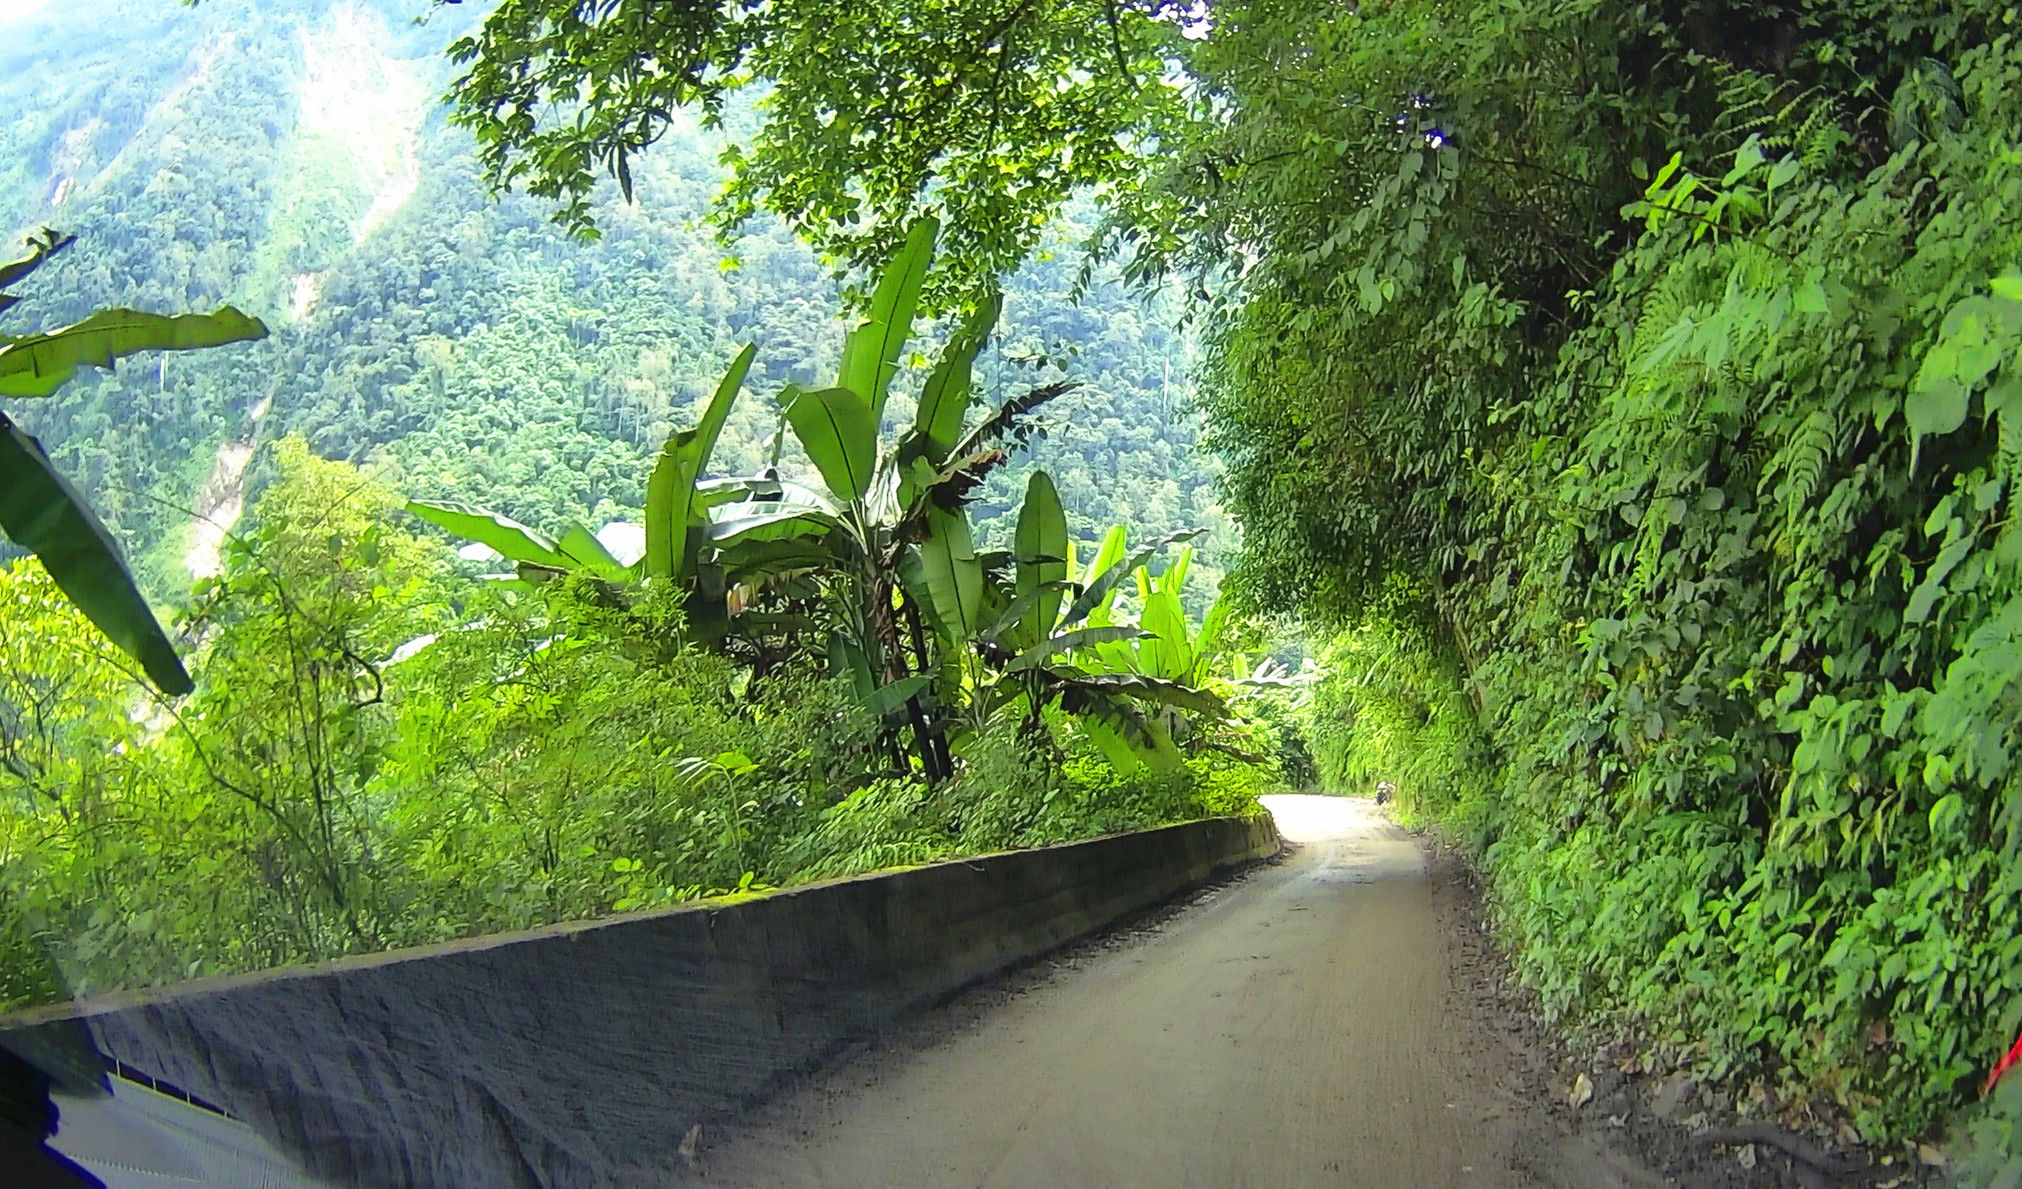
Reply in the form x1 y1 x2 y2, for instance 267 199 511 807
1649 1072 1698 1122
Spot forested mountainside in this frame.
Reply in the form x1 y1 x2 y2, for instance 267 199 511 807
0 0 1227 599
0 0 1279 1036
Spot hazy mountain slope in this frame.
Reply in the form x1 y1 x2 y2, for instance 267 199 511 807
0 0 1230 601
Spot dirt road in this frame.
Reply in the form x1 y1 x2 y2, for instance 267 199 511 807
698 795 1731 1189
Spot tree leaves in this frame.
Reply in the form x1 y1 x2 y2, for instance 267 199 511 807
1907 299 1993 454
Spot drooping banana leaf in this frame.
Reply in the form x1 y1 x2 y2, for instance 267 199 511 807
948 381 1077 461
838 216 937 421
1138 587 1192 681
1056 685 1181 771
892 447 1008 537
407 500 574 570
0 414 190 695
644 342 754 581
0 307 267 398
556 523 630 581
706 505 843 549
1004 626 1148 674
1083 671 1228 717
0 228 74 302
1012 471 1067 649
911 507 984 642
713 536 837 584
784 385 878 502
913 288 1001 461
1077 716 1147 774
698 474 840 515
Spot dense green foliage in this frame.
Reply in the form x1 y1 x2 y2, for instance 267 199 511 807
6 0 2017 1165
471 0 2018 1154
0 437 1271 1009
1199 0 2022 1154
443 0 1187 301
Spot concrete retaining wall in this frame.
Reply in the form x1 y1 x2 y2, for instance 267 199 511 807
1 814 1280 1188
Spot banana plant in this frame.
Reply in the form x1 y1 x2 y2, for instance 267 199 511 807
0 229 269 695
696 217 1076 781
405 218 1074 781
409 341 756 582
957 510 1233 772
1070 543 1240 688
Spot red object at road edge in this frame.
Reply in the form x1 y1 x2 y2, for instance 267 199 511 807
1986 1030 2022 1096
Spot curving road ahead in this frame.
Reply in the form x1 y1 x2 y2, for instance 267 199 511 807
698 795 1654 1189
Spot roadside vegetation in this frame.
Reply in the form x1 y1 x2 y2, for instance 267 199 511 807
0 222 1278 1010
4 0 2020 1172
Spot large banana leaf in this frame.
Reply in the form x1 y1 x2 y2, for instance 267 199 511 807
706 505 843 549
912 506 983 642
1138 588 1192 680
0 307 267 398
0 414 190 695
867 672 936 722
713 537 835 584
406 500 574 570
838 217 937 421
1162 545 1194 597
644 342 753 580
829 629 879 708
1082 525 1128 587
913 289 1001 461
556 523 630 581
784 385 878 502
1190 590 1236 685
1062 528 1205 628
1012 471 1067 650
698 474 840 515
1005 626 1147 674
